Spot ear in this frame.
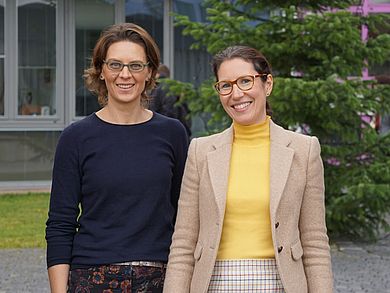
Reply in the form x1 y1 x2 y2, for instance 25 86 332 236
266 74 273 96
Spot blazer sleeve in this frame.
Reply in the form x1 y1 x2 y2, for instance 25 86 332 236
300 136 334 292
163 138 200 293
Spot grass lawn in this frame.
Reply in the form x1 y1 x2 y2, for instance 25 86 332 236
0 192 50 248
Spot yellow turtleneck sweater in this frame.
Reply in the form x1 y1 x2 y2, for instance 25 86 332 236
217 116 274 259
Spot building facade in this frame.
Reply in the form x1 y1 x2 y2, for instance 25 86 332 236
0 0 211 186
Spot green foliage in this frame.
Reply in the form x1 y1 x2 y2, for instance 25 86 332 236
171 0 390 240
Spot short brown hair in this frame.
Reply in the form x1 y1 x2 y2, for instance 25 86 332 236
212 45 273 116
84 23 160 107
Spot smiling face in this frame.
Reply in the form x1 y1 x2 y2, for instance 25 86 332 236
101 41 151 107
217 57 273 125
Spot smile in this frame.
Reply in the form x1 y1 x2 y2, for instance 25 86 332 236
232 101 252 110
116 83 134 89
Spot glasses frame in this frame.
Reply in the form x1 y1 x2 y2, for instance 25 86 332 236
214 74 268 95
103 59 149 73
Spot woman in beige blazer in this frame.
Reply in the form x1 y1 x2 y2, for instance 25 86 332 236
163 45 333 293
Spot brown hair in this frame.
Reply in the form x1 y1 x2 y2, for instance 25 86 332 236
84 23 160 107
212 45 273 116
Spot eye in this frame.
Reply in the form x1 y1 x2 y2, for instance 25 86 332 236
108 61 123 70
219 82 231 90
129 62 144 71
238 77 252 85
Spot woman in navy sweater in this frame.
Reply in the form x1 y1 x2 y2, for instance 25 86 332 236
45 23 188 292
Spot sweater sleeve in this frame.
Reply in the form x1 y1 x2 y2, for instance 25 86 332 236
170 122 189 218
45 126 82 268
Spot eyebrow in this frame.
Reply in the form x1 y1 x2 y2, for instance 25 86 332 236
106 58 147 63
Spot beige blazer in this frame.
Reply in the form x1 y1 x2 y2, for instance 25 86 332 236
163 120 333 293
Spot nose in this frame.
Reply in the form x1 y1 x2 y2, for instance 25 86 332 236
119 65 133 78
231 84 244 99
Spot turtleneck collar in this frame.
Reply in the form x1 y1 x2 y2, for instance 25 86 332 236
233 116 270 146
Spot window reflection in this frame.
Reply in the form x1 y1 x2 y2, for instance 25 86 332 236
75 0 114 117
0 131 60 180
18 1 56 117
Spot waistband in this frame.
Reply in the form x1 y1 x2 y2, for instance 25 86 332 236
113 261 167 269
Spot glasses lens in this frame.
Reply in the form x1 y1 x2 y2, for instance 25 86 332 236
107 61 123 71
217 81 232 94
237 76 254 91
129 62 144 72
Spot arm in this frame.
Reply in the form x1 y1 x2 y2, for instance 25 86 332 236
45 127 81 289
170 123 190 217
163 139 200 293
48 264 70 293
300 137 333 292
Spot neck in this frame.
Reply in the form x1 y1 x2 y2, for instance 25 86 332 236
97 102 152 125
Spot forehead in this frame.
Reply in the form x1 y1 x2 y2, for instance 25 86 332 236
218 58 256 81
105 41 147 61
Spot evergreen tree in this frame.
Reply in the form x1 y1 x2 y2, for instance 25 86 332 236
167 0 390 240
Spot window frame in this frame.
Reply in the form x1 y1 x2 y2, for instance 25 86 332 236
0 0 65 130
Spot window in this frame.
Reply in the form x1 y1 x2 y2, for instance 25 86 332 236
75 0 114 117
369 14 390 77
125 0 164 58
18 1 57 117
173 0 211 85
0 0 4 116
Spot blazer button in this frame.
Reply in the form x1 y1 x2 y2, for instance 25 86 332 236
278 246 283 253
275 222 280 229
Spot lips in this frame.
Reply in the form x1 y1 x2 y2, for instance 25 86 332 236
232 101 252 110
116 83 134 89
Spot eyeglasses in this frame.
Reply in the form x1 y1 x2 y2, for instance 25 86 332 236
103 59 149 73
214 74 268 95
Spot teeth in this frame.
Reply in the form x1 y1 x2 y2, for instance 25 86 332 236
117 84 133 89
233 102 251 110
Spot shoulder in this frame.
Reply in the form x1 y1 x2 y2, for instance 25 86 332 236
270 120 320 153
196 127 231 145
150 112 188 143
152 112 186 132
189 127 232 155
59 114 96 142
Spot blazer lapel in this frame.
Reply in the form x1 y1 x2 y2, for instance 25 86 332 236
207 127 233 219
270 121 294 220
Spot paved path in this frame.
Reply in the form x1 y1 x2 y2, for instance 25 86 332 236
0 236 389 292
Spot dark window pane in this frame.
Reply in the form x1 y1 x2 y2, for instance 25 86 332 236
75 0 114 117
18 1 56 117
173 0 211 85
125 0 164 59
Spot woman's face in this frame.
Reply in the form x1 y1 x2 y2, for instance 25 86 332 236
217 58 272 125
101 41 151 107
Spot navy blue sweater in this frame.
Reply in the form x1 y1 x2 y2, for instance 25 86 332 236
45 113 188 269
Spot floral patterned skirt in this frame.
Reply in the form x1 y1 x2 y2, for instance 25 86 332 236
67 264 165 293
